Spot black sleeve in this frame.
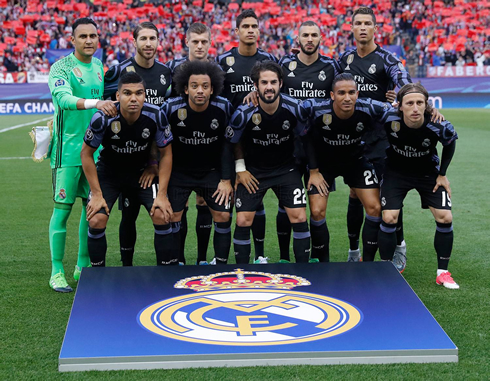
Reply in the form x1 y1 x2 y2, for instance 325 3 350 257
301 132 318 170
220 140 234 180
439 140 456 176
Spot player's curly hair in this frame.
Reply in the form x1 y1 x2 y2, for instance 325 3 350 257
173 60 225 100
250 60 283 85
396 82 433 117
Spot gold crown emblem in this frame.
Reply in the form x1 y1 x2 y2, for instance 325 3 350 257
174 269 310 292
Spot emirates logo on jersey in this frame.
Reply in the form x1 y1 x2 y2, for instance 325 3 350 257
368 64 377 74
318 70 326 81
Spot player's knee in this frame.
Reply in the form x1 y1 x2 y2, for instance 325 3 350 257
213 211 230 223
151 208 166 225
288 209 307 224
236 213 253 227
89 214 108 230
382 212 398 225
434 211 452 224
365 203 381 218
195 195 207 207
309 205 325 221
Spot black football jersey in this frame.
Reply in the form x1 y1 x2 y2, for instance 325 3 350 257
339 46 412 101
279 53 340 100
227 94 308 178
303 98 389 169
104 57 172 106
161 96 234 177
380 111 458 175
216 47 277 108
84 103 172 171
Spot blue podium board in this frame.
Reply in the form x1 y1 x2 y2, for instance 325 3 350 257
59 262 457 371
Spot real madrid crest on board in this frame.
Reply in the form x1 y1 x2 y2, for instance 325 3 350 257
345 54 354 70
138 269 362 346
160 74 166 86
368 64 376 74
322 114 332 130
142 128 150 139
288 61 297 77
282 120 290 130
111 121 121 139
177 108 187 127
210 118 219 130
391 121 400 137
226 56 235 73
318 70 326 81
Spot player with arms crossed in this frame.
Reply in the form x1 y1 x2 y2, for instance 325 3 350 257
377 83 459 289
227 61 311 264
162 60 234 265
339 7 412 266
167 23 216 265
104 22 172 267
81 72 174 267
47 17 117 292
303 73 387 262
217 10 277 263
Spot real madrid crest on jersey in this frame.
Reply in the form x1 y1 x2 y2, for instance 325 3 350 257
398 62 405 71
177 108 187 127
164 126 171 138
422 138 431 148
138 269 362 346
142 128 150 139
210 118 219 130
225 126 234 138
345 54 354 71
126 66 136 73
97 72 103 82
73 67 82 77
322 114 332 130
391 121 400 137
282 120 290 130
111 121 121 139
368 64 377 74
356 122 364 132
288 61 297 77
318 70 326 81
160 74 166 86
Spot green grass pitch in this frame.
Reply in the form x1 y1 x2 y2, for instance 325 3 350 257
0 110 488 380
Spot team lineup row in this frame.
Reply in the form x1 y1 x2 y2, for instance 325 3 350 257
46 8 459 293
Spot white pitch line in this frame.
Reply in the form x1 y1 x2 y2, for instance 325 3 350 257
0 116 52 134
0 157 32 160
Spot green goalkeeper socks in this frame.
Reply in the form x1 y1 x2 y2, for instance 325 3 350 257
49 203 72 276
77 201 90 268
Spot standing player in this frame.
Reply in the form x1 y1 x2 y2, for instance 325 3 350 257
162 60 234 265
377 83 459 289
303 73 387 262
81 72 174 267
167 23 215 265
276 21 340 263
339 7 412 265
103 22 172 267
47 18 117 292
227 61 311 264
216 10 277 263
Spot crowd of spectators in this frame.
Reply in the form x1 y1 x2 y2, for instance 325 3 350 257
0 0 489 77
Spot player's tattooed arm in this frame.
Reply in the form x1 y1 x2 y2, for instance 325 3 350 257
81 143 109 220
140 142 159 189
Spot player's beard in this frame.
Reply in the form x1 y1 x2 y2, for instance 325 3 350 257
137 46 156 60
258 89 279 104
299 41 320 56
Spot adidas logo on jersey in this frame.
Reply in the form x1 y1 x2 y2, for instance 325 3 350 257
252 126 261 131
391 132 398 138
178 121 186 127
322 125 331 130
288 72 295 77
79 78 85 84
227 68 235 73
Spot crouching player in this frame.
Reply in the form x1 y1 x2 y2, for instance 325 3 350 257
81 72 175 266
378 83 459 289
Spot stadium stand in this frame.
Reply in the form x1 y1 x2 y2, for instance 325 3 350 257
0 0 489 77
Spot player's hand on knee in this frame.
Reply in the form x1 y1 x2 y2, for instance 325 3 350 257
96 100 118 118
243 91 259 107
236 171 259 194
307 169 329 197
433 175 451 198
86 194 109 221
213 179 233 206
139 165 158 189
151 195 173 223
430 108 445 123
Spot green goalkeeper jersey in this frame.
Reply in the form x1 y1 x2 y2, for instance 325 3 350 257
48 53 104 168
